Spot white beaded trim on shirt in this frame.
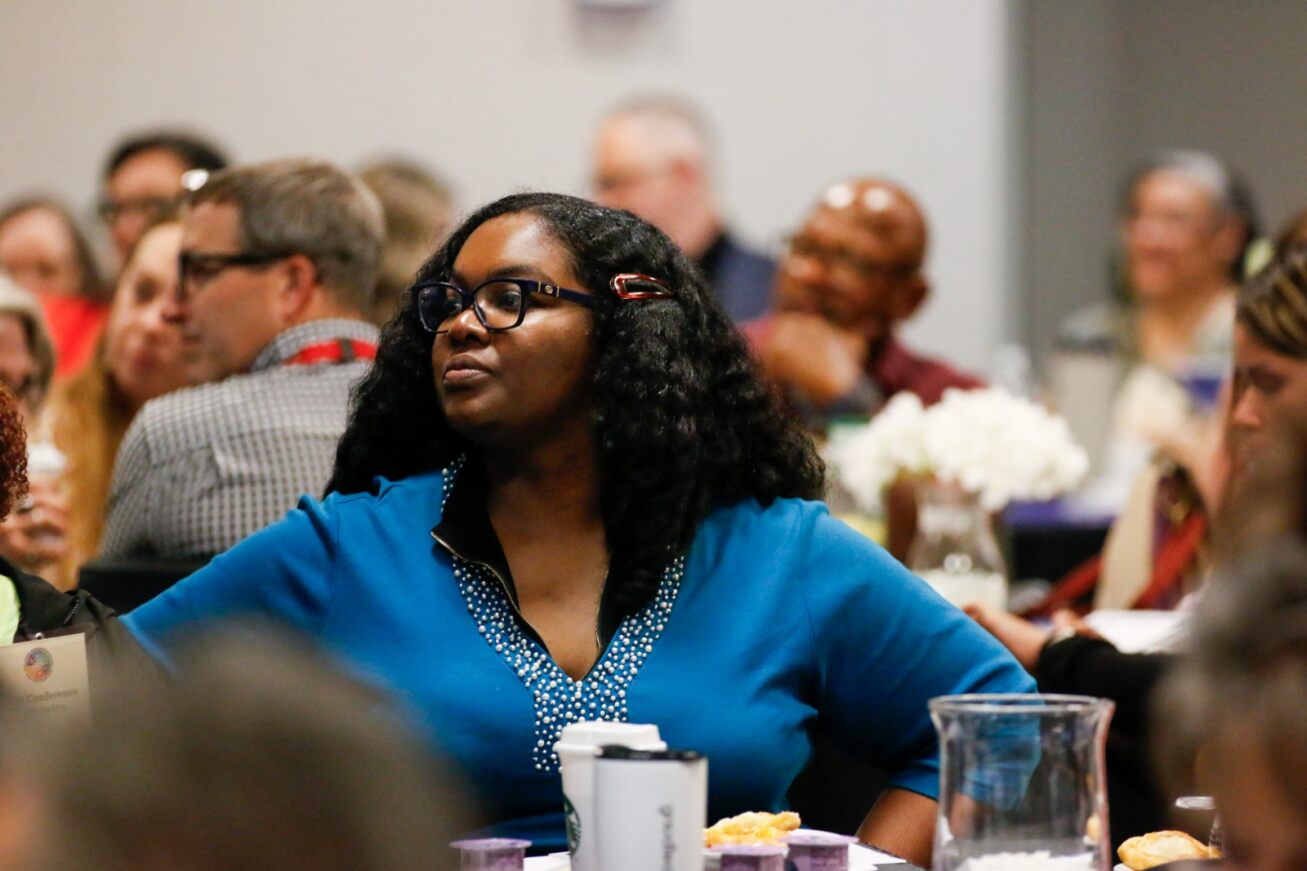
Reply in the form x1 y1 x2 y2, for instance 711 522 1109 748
439 460 686 773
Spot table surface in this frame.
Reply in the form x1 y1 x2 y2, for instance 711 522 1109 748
522 849 922 870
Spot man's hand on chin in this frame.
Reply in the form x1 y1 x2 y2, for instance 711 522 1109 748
760 312 868 408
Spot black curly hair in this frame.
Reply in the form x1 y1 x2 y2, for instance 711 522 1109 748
329 192 824 617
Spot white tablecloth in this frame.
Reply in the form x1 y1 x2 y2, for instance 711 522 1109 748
525 840 895 869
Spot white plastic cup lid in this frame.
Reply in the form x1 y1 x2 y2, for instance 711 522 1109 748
553 721 664 755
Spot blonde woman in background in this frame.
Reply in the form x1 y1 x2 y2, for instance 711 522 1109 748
35 218 190 587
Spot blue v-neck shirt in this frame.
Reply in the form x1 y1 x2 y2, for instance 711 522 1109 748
124 466 1034 852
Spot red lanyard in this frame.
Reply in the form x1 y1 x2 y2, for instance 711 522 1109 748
283 339 378 367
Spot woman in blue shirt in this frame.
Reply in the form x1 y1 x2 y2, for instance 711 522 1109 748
125 192 1033 864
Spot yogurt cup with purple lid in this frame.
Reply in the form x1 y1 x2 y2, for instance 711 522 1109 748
708 842 789 871
784 831 858 871
449 837 532 870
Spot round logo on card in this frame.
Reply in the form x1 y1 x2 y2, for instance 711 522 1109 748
23 648 53 683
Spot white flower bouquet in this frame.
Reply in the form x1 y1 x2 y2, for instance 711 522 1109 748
830 387 1090 513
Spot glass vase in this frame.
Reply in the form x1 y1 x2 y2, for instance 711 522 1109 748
908 480 1009 610
930 694 1116 871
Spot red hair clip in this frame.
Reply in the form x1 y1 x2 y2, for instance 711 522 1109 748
609 273 673 300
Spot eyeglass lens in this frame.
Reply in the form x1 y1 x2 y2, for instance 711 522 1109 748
428 281 528 332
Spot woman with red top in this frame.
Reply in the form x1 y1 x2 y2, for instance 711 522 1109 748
0 198 109 379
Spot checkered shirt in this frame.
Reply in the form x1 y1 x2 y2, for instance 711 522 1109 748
100 319 379 559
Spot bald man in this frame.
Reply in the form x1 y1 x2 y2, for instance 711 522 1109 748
747 178 983 423
591 99 774 322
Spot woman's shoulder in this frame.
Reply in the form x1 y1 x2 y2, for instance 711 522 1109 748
701 497 901 581
315 466 451 518
701 495 822 538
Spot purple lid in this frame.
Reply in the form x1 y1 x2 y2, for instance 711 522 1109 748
710 843 788 871
784 831 855 870
784 831 857 848
449 839 532 851
450 838 531 869
709 844 789 856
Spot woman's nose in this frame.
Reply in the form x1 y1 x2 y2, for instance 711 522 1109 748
444 304 488 344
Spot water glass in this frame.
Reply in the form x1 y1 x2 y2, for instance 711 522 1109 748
930 694 1115 871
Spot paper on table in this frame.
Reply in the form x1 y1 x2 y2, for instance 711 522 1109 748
523 840 889 869
1084 609 1189 653
851 842 895 867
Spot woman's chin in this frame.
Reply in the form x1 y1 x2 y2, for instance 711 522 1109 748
443 400 507 441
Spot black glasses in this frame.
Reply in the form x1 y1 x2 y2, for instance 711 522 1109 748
413 273 672 334
98 195 180 224
177 250 289 299
785 234 920 283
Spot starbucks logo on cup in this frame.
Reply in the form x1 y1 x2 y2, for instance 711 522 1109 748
564 795 581 853
23 648 53 683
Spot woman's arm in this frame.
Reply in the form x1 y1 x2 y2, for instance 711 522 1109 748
124 493 341 655
857 787 936 867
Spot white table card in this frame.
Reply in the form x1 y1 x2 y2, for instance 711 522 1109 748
0 634 90 726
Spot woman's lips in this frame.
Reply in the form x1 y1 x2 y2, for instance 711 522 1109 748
442 356 492 385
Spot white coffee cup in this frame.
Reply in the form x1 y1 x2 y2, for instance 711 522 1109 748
555 721 665 871
593 746 707 871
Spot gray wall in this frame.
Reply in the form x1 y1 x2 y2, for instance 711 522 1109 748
1019 0 1307 362
0 0 1021 373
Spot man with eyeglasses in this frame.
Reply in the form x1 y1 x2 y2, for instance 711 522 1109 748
99 130 228 270
591 98 774 323
100 158 382 560
745 177 983 427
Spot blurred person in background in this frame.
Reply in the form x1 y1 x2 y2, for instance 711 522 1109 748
973 240 1307 654
0 275 54 424
30 216 190 588
745 177 983 428
0 198 107 379
1053 150 1259 510
7 628 473 871
0 275 64 580
100 158 382 560
98 129 228 268
1274 206 1307 254
1032 202 1294 617
591 96 775 322
1157 543 1307 870
358 158 455 326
